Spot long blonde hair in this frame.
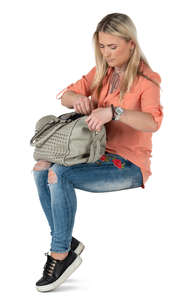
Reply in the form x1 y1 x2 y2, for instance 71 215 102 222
90 13 160 104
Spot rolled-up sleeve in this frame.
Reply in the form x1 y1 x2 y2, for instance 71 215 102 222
56 66 96 99
140 72 163 132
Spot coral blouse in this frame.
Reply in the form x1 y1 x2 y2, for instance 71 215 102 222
56 61 163 189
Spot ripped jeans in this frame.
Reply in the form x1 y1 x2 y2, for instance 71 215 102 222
32 152 143 253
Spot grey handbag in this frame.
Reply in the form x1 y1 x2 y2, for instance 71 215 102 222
30 111 106 166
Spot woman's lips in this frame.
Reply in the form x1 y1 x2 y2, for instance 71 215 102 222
107 59 114 62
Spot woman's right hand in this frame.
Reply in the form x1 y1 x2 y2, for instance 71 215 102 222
73 96 97 115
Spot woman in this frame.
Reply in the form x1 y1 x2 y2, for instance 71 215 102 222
33 13 163 292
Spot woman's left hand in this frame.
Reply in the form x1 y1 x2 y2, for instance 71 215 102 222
85 106 112 131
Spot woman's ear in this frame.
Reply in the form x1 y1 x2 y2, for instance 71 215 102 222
129 39 135 50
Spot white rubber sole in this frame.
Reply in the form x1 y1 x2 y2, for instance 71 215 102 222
74 242 85 256
36 255 82 292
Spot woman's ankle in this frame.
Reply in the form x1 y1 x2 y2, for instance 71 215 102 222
50 251 68 260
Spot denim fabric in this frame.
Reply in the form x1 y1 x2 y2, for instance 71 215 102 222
33 152 143 253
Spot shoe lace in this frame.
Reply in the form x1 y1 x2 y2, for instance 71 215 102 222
43 252 57 277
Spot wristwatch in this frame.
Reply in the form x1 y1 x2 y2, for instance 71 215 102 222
111 105 125 120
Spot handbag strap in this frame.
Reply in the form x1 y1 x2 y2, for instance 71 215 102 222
30 121 66 147
30 112 84 146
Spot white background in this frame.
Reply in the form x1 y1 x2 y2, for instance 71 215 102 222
0 0 184 299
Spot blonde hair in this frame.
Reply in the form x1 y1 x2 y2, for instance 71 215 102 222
90 13 160 104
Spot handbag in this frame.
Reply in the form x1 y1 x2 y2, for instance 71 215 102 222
30 111 106 166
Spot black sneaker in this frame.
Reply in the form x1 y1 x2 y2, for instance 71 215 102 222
36 249 82 292
71 236 85 255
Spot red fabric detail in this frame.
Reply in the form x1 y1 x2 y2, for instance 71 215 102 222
112 158 122 169
100 155 106 161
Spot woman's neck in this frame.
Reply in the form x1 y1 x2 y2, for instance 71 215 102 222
114 63 127 74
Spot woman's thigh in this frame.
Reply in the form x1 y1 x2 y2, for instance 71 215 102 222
49 153 143 193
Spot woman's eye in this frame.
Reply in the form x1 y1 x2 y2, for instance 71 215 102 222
99 46 117 50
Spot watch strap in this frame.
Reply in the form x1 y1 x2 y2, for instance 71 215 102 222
111 104 116 120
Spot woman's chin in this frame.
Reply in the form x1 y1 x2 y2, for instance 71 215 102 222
107 60 115 65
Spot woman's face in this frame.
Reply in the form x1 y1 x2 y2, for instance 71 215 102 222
98 32 134 69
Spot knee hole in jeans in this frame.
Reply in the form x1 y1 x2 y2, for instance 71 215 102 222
33 160 52 171
48 169 58 184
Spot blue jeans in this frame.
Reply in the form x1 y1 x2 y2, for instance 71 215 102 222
33 152 143 253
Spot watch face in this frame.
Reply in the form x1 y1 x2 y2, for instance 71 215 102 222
115 107 124 114
114 106 124 120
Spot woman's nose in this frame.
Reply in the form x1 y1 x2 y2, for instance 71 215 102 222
103 48 111 58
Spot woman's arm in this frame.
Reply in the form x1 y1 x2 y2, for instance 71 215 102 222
61 91 84 108
57 66 97 109
85 106 158 132
117 109 158 132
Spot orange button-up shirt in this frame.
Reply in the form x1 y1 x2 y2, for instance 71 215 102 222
56 61 163 189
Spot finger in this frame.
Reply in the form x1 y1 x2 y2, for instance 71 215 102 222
76 99 84 113
74 103 82 113
94 123 100 131
84 99 91 114
81 100 89 115
77 102 85 114
90 101 96 110
85 115 92 122
74 103 77 111
86 116 94 125
87 120 94 130
96 125 102 131
88 119 97 130
74 103 78 111
89 101 94 112
94 121 102 131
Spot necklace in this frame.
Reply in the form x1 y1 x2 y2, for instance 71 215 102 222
109 70 124 94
